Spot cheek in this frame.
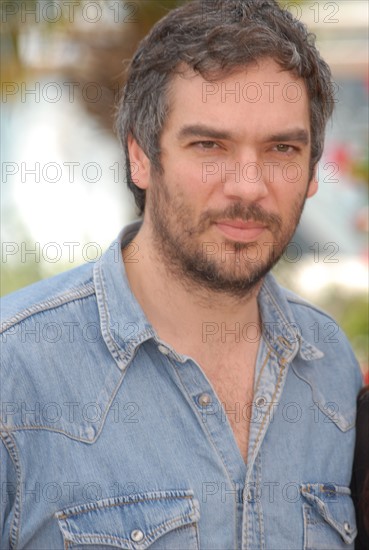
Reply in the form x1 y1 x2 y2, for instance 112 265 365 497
166 159 214 197
271 183 306 221
271 159 310 197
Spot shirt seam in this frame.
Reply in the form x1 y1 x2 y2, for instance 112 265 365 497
60 517 196 546
93 260 128 365
1 282 95 334
252 358 287 456
0 425 22 550
57 493 193 519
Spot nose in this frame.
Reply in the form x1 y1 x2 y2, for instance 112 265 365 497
221 154 269 202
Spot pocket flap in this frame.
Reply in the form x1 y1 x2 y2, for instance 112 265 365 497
55 489 200 549
301 483 357 544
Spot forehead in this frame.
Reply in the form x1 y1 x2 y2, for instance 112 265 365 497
164 58 310 138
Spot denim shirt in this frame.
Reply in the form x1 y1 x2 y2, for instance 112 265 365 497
1 221 363 549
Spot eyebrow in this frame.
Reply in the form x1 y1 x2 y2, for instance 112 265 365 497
267 129 309 145
177 124 309 145
177 124 234 141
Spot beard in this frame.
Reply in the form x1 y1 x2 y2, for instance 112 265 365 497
147 171 307 299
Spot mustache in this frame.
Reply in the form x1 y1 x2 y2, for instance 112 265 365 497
195 202 282 233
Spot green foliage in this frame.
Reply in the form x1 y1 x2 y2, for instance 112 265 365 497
1 257 44 297
320 290 369 367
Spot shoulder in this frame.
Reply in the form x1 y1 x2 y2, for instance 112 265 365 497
0 261 120 438
282 285 339 323
279 284 354 350
264 275 363 386
270 281 364 431
263 274 351 343
1 262 95 333
0 262 98 405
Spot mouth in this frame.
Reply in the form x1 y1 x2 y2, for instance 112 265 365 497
213 219 267 241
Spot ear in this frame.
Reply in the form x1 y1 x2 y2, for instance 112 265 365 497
306 164 318 198
127 134 151 190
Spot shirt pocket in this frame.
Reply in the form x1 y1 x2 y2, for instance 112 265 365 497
301 483 357 549
55 489 200 549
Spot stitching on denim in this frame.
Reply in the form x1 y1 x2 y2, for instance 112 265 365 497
291 347 355 428
93 261 122 364
262 332 298 365
244 486 253 549
61 531 129 546
301 487 356 544
174 522 200 548
256 453 265 550
262 278 335 364
117 329 156 368
0 426 22 550
93 259 156 369
302 503 309 549
168 355 236 489
252 357 286 455
61 518 197 548
57 493 193 519
262 331 289 362
142 517 197 545
263 279 296 330
193 518 201 549
4 425 96 444
3 370 127 441
1 282 95 334
262 280 323 360
253 348 271 397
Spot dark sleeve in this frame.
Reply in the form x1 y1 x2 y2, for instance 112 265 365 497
350 386 369 550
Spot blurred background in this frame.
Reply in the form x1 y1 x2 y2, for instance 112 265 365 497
1 0 368 380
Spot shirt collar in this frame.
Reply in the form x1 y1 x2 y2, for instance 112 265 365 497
94 221 323 371
258 275 324 364
93 221 155 370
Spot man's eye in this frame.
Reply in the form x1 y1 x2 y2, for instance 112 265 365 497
193 141 219 149
275 144 294 153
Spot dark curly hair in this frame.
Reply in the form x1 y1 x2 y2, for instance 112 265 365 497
117 0 334 215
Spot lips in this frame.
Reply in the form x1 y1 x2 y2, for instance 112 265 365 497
214 219 267 241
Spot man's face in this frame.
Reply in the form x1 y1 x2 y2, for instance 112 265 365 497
140 58 317 297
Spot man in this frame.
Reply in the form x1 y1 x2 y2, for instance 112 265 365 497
0 0 363 548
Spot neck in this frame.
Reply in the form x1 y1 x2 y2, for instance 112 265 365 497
122 222 262 354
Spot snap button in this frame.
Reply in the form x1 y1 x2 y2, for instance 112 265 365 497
198 393 212 407
158 344 170 355
130 529 144 542
343 522 351 534
255 396 266 408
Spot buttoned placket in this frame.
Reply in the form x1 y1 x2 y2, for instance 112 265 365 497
153 336 245 547
153 328 300 550
241 332 299 550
